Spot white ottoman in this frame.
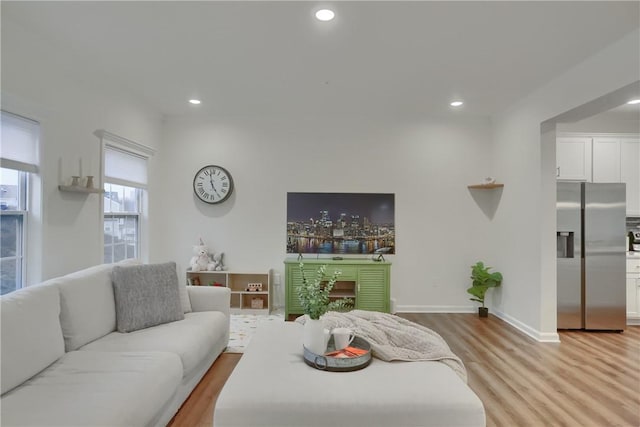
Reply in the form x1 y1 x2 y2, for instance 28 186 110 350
215 322 485 427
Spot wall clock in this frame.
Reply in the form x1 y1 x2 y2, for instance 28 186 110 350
193 165 234 204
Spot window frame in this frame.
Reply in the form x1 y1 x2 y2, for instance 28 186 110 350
1 108 41 293
0 169 28 294
98 130 154 264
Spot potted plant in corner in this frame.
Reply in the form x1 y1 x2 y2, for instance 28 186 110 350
299 263 353 354
467 261 503 318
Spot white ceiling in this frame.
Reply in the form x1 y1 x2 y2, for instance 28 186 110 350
2 1 639 118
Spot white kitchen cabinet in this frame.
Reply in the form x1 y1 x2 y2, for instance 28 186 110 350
559 134 639 215
621 139 640 216
592 137 621 182
557 137 592 181
626 277 639 322
627 257 640 325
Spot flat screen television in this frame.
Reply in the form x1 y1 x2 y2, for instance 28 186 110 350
286 192 395 255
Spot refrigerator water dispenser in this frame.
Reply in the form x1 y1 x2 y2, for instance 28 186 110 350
557 232 574 258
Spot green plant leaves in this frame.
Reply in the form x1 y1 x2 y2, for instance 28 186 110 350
467 261 502 308
299 262 353 320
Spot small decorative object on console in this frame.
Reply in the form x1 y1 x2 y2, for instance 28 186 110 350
372 247 392 262
246 283 263 292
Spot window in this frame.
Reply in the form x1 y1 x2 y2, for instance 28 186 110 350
103 183 141 263
0 111 39 294
0 168 27 295
101 134 151 264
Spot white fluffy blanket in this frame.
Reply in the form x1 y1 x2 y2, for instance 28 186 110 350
297 310 467 382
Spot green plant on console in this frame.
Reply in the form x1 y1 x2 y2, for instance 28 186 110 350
299 263 353 320
467 261 503 308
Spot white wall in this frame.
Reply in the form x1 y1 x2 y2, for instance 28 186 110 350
490 29 640 340
557 113 640 134
153 114 495 310
1 20 163 282
4 11 637 341
0 14 497 313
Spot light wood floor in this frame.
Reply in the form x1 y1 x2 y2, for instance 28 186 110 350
168 314 640 427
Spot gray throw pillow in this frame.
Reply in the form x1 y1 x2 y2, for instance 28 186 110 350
112 262 185 333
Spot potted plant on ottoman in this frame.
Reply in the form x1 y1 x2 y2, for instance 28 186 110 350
299 263 353 354
467 261 503 317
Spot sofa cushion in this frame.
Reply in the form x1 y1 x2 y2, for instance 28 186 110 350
0 350 182 427
56 260 140 352
1 284 65 395
179 278 192 313
80 311 228 380
58 264 115 351
112 262 185 333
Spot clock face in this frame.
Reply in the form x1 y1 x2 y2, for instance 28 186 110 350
193 165 234 204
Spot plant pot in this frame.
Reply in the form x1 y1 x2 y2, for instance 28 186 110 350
303 315 329 355
478 307 489 318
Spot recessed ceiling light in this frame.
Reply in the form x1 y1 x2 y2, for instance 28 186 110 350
627 99 640 105
189 99 201 105
450 101 464 107
315 9 335 21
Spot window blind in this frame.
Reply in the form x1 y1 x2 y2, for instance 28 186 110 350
104 145 147 188
0 111 39 173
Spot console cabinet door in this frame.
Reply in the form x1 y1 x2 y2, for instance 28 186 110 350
356 267 389 312
286 265 318 316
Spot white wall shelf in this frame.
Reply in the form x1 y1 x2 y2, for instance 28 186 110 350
58 185 105 194
467 183 504 189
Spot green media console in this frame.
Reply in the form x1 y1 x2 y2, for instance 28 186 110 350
284 258 391 319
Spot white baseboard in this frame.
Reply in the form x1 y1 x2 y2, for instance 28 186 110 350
492 309 560 342
396 305 476 313
396 305 561 342
627 317 640 326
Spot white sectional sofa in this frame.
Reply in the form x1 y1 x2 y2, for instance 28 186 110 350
0 260 231 427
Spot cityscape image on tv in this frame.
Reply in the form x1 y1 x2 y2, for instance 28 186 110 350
286 192 395 255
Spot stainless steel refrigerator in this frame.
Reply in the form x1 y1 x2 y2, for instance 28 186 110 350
557 182 626 331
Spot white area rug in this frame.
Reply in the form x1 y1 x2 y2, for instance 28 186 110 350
226 312 284 353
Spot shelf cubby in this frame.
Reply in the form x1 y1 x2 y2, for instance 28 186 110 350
186 269 272 313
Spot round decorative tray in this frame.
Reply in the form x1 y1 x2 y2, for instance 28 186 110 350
303 335 372 372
